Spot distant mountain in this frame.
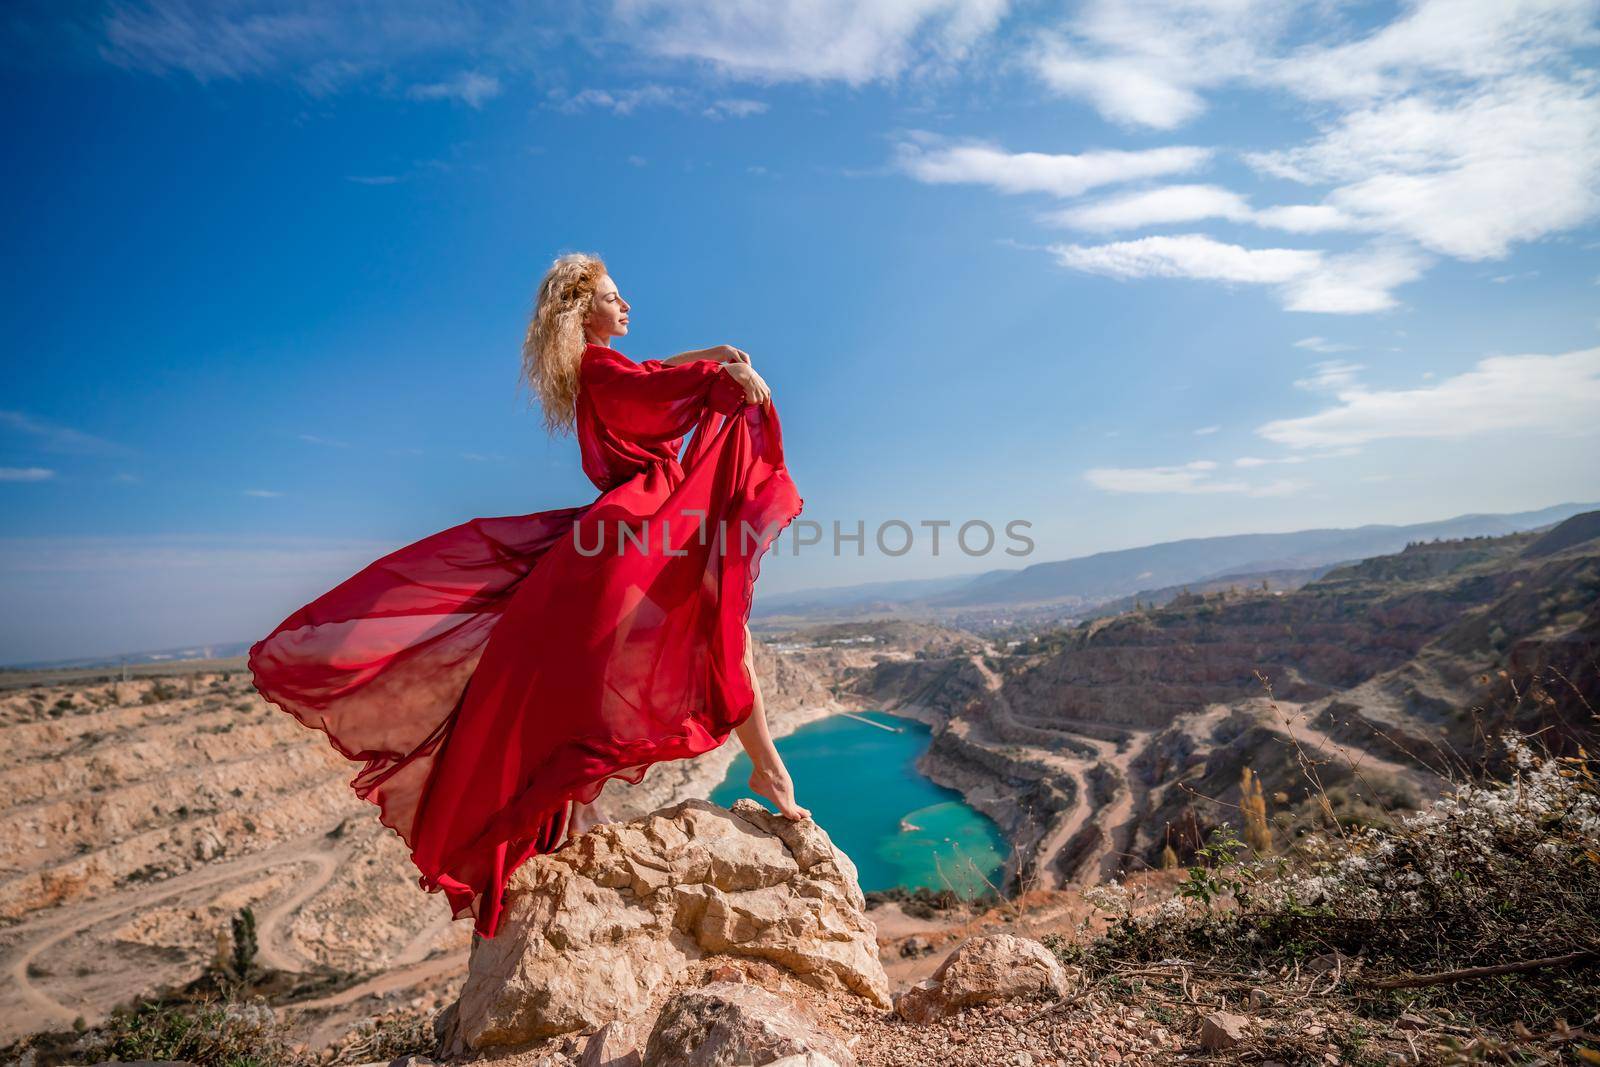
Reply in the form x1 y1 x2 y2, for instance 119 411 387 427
1521 508 1600 558
754 501 1598 619
0 641 254 673
753 574 984 615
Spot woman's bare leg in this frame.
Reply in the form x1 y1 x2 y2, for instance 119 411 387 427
568 794 608 836
733 624 811 820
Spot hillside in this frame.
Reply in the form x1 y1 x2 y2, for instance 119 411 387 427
838 510 1599 893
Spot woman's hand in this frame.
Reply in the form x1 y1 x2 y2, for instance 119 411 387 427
721 362 771 406
704 344 751 365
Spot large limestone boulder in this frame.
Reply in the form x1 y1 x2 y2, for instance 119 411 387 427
892 933 1073 1024
443 797 891 1052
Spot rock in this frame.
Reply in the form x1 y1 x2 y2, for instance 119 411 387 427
1307 951 1347 975
892 933 1072 1024
642 981 854 1067
220 1001 275 1028
1199 1011 1251 1050
898 935 934 958
580 1018 646 1067
192 830 224 861
446 798 890 1052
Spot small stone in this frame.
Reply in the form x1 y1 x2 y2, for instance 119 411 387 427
893 934 1072 1024
1199 1011 1250 1051
1307 951 1345 975
643 981 855 1067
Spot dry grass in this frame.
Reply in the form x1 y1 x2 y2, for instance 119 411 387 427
1038 719 1599 1063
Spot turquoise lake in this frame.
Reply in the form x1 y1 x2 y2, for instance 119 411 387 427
710 710 1010 898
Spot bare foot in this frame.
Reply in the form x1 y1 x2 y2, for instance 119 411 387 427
748 764 811 821
568 796 609 837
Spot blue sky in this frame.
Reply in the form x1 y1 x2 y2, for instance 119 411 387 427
3 0 1599 664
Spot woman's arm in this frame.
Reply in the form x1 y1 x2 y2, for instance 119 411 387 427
584 353 744 440
660 344 751 367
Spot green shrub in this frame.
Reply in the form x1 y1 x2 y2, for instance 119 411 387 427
79 994 311 1067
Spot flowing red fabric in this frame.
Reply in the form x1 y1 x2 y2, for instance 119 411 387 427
248 343 803 937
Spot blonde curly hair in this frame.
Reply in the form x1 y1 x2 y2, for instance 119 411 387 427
521 251 609 437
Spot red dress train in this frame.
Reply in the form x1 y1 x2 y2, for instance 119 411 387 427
247 343 803 938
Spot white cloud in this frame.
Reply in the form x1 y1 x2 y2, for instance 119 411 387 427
1044 233 1429 313
1193 424 1220 435
0 467 55 482
96 0 493 96
100 1 339 82
1241 74 1600 261
612 0 1009 86
1294 336 1358 354
1024 0 1294 130
1045 75 1600 262
1228 454 1318 463
0 410 129 456
91 0 1015 95
1048 233 1317 284
1278 242 1432 314
549 84 687 115
1261 0 1600 105
1294 360 1366 392
547 85 768 120
407 70 501 107
1041 183 1251 231
1055 184 1370 233
1084 458 1304 496
705 97 768 119
1039 181 1371 237
1022 0 1599 129
1258 345 1600 448
892 132 1212 198
243 488 284 497
1005 0 1600 301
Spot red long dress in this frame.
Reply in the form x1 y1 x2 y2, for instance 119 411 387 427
247 343 803 937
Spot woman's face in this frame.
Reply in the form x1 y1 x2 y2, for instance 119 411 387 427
586 274 630 341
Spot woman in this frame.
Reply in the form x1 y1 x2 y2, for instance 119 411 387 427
248 252 809 939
